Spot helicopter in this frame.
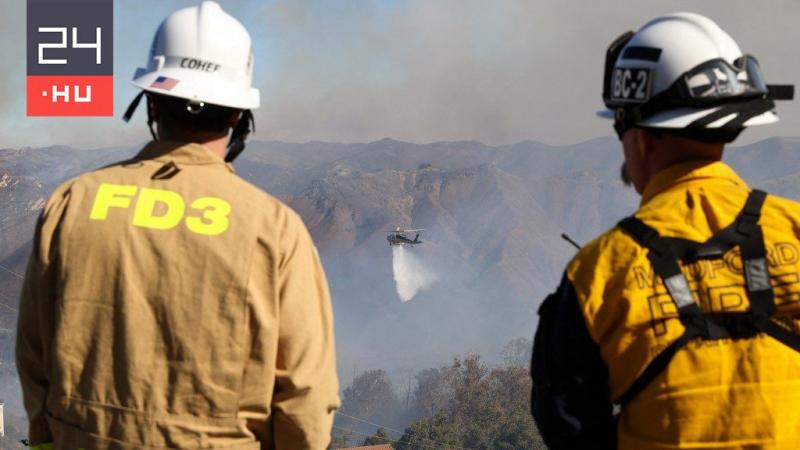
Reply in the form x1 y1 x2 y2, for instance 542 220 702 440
386 227 424 246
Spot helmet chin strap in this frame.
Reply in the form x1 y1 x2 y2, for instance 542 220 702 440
225 110 254 163
122 92 158 141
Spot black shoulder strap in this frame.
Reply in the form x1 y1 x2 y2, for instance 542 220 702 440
618 217 707 330
739 191 800 352
615 189 800 406
736 190 774 317
616 217 707 405
664 189 769 262
614 328 700 406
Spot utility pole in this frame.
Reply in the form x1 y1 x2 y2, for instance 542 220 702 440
404 370 413 410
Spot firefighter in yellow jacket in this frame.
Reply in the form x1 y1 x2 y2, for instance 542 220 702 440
531 13 800 450
16 2 339 449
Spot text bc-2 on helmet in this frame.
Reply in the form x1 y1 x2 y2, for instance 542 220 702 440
123 1 260 162
600 12 794 142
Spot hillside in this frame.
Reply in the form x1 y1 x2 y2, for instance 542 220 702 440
2 136 800 407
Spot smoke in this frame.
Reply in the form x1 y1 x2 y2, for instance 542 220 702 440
3 1 800 148
249 0 800 147
392 245 439 302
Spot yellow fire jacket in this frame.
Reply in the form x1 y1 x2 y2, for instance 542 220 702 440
532 161 800 450
16 141 340 450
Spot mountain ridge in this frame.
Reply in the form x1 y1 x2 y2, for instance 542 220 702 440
2 136 800 394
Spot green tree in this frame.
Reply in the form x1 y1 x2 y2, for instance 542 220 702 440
342 369 397 416
411 366 455 418
340 369 402 432
501 337 532 368
330 428 352 449
396 411 459 450
362 427 392 445
397 355 546 450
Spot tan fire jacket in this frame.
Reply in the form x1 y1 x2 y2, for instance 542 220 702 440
16 141 340 450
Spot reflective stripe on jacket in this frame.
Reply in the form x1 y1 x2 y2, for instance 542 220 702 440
16 141 340 449
532 161 800 450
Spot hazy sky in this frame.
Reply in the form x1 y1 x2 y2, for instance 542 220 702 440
2 0 800 149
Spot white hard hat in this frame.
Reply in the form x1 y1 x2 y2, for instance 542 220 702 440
123 1 258 162
132 1 259 109
600 12 793 140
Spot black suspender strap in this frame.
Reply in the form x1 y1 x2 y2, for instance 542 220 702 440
672 190 768 262
737 190 775 317
739 191 800 351
618 217 707 333
736 191 800 351
755 318 800 352
616 217 708 405
614 328 700 406
614 189 800 406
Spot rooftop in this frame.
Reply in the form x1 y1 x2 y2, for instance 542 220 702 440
334 445 393 450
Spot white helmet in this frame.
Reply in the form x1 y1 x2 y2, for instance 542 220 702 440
133 0 258 109
600 12 793 141
123 1 259 161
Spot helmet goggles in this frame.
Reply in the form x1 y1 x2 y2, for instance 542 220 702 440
602 31 794 140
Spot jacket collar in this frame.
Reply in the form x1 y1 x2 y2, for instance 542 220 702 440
640 160 748 206
134 140 234 172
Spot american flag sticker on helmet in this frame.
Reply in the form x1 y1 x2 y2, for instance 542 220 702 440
150 76 179 91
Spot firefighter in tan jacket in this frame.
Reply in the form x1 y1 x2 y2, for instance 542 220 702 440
17 2 339 449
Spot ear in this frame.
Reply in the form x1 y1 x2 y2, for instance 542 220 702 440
635 128 655 159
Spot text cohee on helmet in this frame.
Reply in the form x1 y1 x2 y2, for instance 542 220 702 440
123 1 259 162
600 12 794 142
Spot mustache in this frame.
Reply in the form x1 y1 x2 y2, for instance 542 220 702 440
620 162 632 187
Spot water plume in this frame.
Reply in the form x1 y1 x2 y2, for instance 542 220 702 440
392 245 439 302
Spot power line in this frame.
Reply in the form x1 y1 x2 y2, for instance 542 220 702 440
0 263 24 314
337 412 407 438
333 425 397 447
0 263 23 280
0 293 19 313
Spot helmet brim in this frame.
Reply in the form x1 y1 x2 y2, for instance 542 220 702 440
596 107 778 128
132 67 260 110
